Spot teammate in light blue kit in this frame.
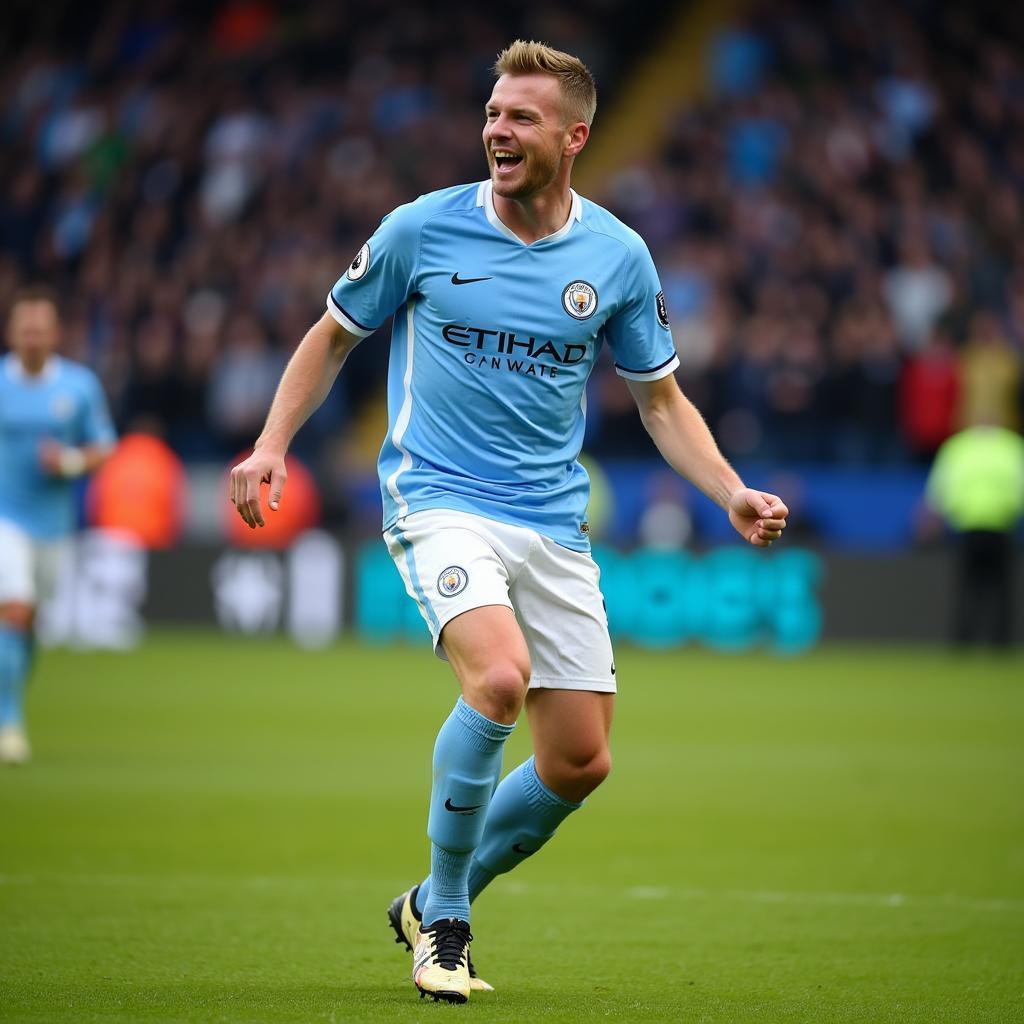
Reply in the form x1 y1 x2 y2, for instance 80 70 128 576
231 41 788 1002
0 287 116 763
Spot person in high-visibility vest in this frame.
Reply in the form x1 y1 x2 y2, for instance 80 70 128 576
87 432 187 550
925 419 1024 647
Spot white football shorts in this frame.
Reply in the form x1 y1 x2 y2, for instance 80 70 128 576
384 508 616 693
0 518 66 606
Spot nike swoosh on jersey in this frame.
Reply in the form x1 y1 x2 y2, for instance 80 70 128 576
451 273 493 285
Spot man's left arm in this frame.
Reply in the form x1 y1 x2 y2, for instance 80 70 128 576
39 441 112 478
627 374 788 547
39 371 117 479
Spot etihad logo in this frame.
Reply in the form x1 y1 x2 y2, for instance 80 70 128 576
442 324 587 365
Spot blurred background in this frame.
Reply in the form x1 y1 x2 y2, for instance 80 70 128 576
3 0 1023 651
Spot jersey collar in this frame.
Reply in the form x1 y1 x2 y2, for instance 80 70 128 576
476 180 582 246
4 353 60 383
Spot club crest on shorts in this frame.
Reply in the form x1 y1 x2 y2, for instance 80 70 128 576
347 242 370 281
437 565 468 597
562 280 598 320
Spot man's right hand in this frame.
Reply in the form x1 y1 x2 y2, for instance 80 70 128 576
229 449 287 528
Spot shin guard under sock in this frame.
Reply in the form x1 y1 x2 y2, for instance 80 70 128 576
417 755 582 913
421 697 513 924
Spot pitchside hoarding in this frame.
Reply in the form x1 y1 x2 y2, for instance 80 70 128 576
38 529 1014 651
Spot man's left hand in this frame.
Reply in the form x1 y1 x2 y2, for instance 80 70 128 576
728 489 789 548
39 440 86 478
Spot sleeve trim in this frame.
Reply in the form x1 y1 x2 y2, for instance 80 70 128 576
326 292 376 338
614 354 680 381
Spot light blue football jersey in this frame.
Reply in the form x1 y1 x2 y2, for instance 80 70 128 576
0 354 116 540
327 181 679 551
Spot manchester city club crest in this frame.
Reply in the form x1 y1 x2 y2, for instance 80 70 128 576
562 280 598 320
49 394 75 421
347 242 370 281
437 565 469 597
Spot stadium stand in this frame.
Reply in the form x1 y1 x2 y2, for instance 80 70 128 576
1 0 1022 544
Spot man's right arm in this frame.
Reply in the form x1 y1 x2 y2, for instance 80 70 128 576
229 312 362 528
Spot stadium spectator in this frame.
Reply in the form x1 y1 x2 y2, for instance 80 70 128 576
958 311 1022 432
206 311 286 456
119 314 183 432
898 328 960 459
883 234 954 352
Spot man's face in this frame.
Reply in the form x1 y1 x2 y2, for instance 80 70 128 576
483 74 574 200
7 300 60 367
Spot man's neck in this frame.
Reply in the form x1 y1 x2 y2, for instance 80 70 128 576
491 183 574 245
16 354 52 378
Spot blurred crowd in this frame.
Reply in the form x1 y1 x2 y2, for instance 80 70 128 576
0 0 620 476
596 0 1024 465
2 0 1023 492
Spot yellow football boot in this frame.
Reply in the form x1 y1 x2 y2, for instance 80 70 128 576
388 885 494 992
411 918 472 1003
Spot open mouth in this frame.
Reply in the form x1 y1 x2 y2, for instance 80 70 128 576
492 149 524 171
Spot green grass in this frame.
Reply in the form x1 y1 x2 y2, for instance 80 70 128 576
1 635 1022 1023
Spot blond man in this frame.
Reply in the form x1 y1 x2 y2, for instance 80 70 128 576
231 41 787 1002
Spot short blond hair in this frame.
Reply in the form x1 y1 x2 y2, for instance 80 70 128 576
494 40 597 127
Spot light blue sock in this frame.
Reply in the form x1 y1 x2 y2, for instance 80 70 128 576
421 697 514 926
0 626 31 728
416 755 583 914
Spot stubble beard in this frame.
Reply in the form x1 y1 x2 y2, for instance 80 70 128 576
489 148 561 201
14 339 56 373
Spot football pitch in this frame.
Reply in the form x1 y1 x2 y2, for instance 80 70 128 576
1 634 1022 1023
